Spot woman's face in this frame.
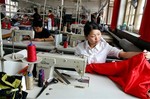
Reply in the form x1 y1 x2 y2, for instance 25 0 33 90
86 29 101 48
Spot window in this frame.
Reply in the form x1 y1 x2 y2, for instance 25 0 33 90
134 0 146 31
5 0 18 17
124 0 146 33
105 0 114 25
124 0 136 26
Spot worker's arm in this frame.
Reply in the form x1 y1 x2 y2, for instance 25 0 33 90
119 51 150 59
44 35 54 41
33 36 54 42
119 51 141 59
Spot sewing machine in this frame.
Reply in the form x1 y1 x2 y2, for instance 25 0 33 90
13 30 35 42
69 34 85 47
36 52 87 80
71 24 84 34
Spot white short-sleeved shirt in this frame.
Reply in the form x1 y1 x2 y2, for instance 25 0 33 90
75 37 122 64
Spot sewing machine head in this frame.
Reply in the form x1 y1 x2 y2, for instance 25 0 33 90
69 34 85 47
13 30 35 42
36 52 87 80
71 24 84 34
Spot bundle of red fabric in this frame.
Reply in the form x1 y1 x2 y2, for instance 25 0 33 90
86 53 150 99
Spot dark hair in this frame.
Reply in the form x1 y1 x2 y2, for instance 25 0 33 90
32 19 43 27
34 8 38 13
17 10 20 12
24 14 28 17
84 21 100 37
91 13 97 23
49 10 52 13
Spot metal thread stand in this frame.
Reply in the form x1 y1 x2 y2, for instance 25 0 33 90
0 7 4 72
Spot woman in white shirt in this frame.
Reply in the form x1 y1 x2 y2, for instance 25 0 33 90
75 21 148 64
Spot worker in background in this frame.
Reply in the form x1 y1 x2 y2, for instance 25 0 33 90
11 10 21 25
32 20 54 42
1 5 6 21
75 21 150 99
91 13 97 23
97 13 105 31
81 15 87 24
1 13 6 29
32 8 41 23
20 14 31 25
48 10 55 29
1 13 5 20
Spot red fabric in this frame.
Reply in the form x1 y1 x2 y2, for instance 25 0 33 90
139 0 150 42
86 53 150 99
20 20 31 25
0 0 5 3
110 0 121 30
72 22 78 24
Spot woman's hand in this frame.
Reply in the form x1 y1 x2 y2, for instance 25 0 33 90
144 50 150 59
33 38 44 42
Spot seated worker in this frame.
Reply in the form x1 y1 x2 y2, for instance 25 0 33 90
20 14 31 25
75 21 150 99
11 10 21 25
75 21 146 64
32 20 54 41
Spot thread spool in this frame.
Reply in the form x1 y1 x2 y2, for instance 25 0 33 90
38 69 44 87
63 41 68 48
26 73 34 90
72 41 76 47
63 26 67 32
54 34 60 47
41 69 45 82
27 43 37 62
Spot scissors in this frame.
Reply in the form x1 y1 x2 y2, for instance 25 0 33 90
36 78 58 98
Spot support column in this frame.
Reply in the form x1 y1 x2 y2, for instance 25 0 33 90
139 0 150 42
110 0 121 31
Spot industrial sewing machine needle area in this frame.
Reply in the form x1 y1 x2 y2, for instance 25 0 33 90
37 52 90 88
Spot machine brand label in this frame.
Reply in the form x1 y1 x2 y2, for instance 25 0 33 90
41 60 50 65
